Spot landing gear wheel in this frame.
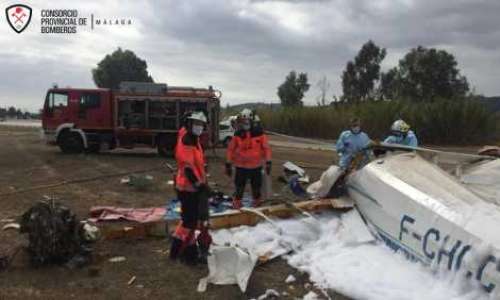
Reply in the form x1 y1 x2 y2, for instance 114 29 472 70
59 132 84 154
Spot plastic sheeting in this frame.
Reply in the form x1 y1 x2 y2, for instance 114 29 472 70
461 159 500 205
197 245 257 293
306 165 342 198
283 161 306 178
203 214 318 293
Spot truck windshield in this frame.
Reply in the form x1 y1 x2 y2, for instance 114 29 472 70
45 91 68 111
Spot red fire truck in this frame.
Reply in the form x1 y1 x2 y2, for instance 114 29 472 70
42 82 221 156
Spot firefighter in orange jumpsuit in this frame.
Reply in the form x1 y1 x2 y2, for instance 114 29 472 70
226 109 272 208
170 111 212 264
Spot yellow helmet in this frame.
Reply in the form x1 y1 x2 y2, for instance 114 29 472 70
391 119 410 134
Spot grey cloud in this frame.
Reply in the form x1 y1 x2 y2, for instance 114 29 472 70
0 53 93 110
250 0 331 2
1 0 500 111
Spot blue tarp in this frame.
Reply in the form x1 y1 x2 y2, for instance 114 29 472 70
164 194 255 220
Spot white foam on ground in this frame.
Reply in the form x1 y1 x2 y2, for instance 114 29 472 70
303 291 319 300
212 213 490 300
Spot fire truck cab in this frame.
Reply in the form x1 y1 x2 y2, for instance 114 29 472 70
42 82 220 156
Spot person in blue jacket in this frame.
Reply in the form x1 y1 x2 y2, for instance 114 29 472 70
384 119 418 147
335 117 372 170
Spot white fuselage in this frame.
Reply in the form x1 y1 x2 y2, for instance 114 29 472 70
347 153 500 297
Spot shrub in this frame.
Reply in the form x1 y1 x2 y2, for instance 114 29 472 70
258 99 497 145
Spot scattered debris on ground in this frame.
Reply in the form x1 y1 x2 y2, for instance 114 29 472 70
108 256 126 263
127 275 136 285
0 126 341 299
255 288 280 300
285 274 296 283
120 174 154 191
214 210 491 300
16 199 96 269
303 291 319 300
282 161 309 183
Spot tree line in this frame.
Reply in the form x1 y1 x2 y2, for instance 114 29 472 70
0 107 39 119
90 43 473 107
277 40 471 106
89 45 496 145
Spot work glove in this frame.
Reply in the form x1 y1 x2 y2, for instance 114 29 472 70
194 182 211 195
367 139 379 148
193 181 204 191
225 163 232 177
265 161 272 175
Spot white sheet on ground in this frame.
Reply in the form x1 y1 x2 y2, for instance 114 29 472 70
306 165 342 198
198 245 257 293
213 212 489 300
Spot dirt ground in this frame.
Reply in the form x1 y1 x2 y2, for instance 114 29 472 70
0 125 349 300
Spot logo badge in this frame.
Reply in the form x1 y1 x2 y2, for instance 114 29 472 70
6 4 32 33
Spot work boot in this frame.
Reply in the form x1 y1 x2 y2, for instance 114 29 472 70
180 244 199 265
252 198 262 207
197 244 209 265
197 227 212 264
169 237 183 260
232 198 242 209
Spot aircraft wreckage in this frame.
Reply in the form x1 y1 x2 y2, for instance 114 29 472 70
347 144 500 296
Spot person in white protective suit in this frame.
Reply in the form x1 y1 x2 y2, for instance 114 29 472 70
335 117 372 170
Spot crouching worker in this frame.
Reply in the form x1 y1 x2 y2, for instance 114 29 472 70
384 119 418 147
170 111 212 264
226 109 272 209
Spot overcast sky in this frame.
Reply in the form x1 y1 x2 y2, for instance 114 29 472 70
1 0 500 111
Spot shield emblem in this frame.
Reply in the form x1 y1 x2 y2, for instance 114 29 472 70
5 4 32 33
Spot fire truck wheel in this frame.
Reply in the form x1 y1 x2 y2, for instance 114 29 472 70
59 131 84 154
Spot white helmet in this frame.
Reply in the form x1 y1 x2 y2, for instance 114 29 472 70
239 108 253 120
188 111 207 123
391 119 410 134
